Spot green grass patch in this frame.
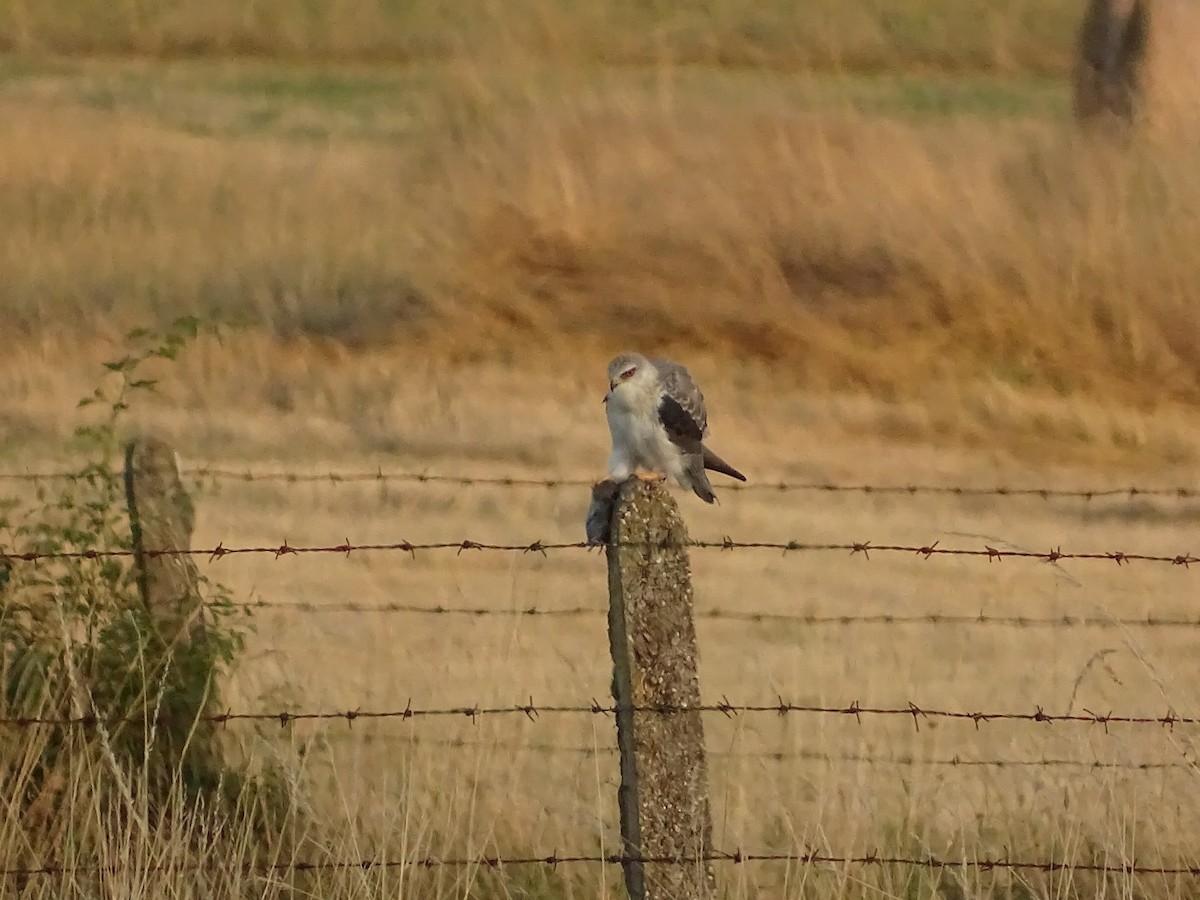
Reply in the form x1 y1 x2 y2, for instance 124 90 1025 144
0 57 1067 148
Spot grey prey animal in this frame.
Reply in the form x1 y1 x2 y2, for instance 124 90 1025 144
603 352 746 503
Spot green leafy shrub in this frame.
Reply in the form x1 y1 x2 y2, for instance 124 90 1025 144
0 318 262 835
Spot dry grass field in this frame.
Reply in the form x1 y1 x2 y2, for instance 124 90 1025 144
3 2 1200 897
0 0 1082 71
11 431 1200 899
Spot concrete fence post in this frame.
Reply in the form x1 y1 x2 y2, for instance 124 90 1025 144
595 477 715 900
124 436 206 645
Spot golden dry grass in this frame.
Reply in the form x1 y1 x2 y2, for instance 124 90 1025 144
1139 0 1200 141
0 0 1081 73
6 354 1200 897
1 46 1200 444
218 456 1200 893
3 4 1200 896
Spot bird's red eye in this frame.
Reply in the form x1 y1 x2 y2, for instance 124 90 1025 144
621 368 636 380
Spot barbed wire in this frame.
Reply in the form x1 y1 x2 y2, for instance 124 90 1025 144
5 537 1200 566
243 601 1200 629
4 466 1200 501
723 751 1191 770
2 699 1198 730
5 848 1200 879
323 734 1193 770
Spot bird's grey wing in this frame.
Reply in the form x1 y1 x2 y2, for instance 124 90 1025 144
651 359 708 438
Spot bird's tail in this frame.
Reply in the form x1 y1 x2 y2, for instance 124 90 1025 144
702 446 747 482
690 470 717 504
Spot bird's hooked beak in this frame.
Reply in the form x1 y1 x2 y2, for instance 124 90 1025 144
604 381 615 404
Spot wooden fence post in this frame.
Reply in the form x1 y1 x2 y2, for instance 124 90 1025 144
124 436 206 644
597 477 715 900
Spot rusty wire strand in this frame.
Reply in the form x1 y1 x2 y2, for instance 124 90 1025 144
239 601 1200 629
4 466 1200 501
323 734 1193 770
0 699 1197 729
4 849 1200 879
3 538 1200 566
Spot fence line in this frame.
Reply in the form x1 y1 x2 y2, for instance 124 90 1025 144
5 461 1200 894
5 849 1200 879
5 537 1200 566
4 466 1200 501
2 699 1197 729
242 601 1200 629
327 734 1193 770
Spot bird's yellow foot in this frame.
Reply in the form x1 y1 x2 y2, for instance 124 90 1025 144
633 468 667 484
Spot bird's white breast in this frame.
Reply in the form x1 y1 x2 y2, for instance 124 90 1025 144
605 386 683 480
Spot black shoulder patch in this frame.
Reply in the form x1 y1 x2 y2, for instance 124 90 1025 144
658 394 703 448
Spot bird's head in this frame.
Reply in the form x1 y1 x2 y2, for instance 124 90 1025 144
604 352 654 404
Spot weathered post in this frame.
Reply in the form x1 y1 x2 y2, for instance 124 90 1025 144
124 436 206 645
1073 0 1200 140
124 435 228 795
594 477 714 900
1073 0 1146 127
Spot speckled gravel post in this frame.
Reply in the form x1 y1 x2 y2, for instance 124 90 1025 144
604 478 715 900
